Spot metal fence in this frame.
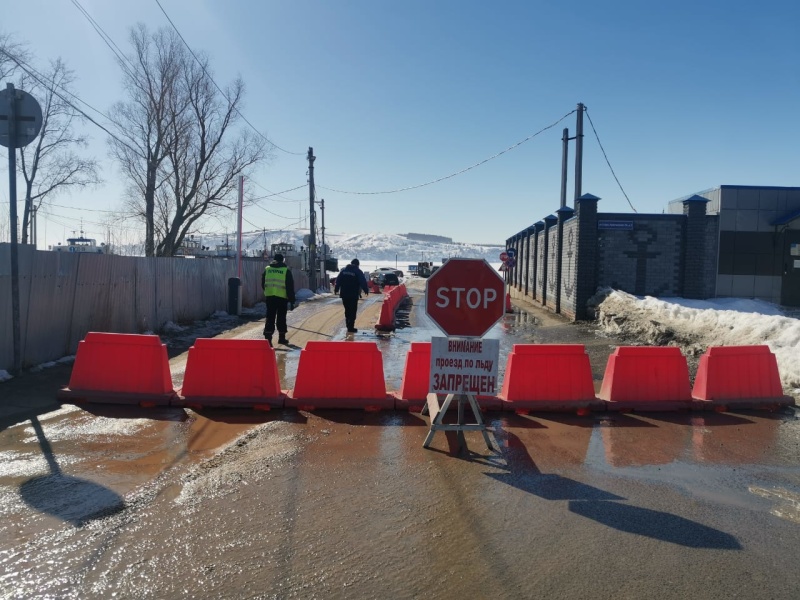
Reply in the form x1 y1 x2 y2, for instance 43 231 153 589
0 244 305 371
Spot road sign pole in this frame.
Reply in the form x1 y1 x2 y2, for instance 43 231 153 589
7 83 21 374
2 84 43 375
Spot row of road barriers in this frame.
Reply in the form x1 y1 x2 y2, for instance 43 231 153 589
58 333 794 413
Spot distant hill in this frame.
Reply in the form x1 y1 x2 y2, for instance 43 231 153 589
114 229 504 263
401 233 453 244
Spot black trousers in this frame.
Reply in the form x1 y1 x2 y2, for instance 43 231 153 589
341 297 358 330
264 296 289 336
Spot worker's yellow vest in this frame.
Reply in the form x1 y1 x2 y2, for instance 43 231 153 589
264 266 288 298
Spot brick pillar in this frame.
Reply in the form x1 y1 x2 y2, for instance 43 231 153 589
524 227 533 296
682 194 709 299
575 193 600 320
542 214 558 308
532 221 544 301
504 237 512 286
555 206 575 314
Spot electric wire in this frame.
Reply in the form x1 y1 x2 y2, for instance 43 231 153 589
0 49 143 158
69 0 139 82
585 108 637 212
316 109 577 195
250 180 308 202
153 0 305 156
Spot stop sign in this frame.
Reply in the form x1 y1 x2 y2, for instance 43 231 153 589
425 258 505 337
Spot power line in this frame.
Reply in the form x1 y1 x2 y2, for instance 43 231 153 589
0 49 143 158
248 183 308 202
153 0 305 157
584 108 637 213
250 180 308 202
69 0 138 82
316 109 577 195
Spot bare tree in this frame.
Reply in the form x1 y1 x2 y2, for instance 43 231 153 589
109 24 267 257
17 58 102 244
108 25 183 257
0 32 29 80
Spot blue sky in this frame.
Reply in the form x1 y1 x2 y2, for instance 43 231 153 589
3 0 798 248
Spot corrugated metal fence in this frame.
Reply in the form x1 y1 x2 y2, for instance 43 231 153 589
0 245 307 370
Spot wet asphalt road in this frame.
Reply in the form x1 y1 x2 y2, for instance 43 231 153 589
1 280 799 599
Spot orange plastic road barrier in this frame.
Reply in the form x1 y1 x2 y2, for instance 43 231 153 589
58 332 176 406
498 344 602 414
692 345 794 410
287 341 393 410
176 338 285 409
599 346 692 411
375 284 409 332
392 342 431 411
391 341 501 412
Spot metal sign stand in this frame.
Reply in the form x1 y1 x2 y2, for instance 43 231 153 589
422 393 493 452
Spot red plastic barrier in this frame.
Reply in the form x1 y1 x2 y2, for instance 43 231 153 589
367 279 381 294
391 340 501 412
598 346 692 411
176 338 285 409
692 345 793 410
392 342 431 411
505 292 513 313
287 341 393 410
375 284 408 331
498 344 602 413
58 332 176 406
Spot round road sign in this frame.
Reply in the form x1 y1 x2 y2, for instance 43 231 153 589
425 258 505 338
0 88 43 149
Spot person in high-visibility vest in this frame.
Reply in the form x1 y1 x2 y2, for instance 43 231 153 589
262 253 296 346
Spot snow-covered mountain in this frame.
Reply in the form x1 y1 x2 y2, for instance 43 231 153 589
236 229 504 263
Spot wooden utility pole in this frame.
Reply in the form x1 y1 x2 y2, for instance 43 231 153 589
307 147 316 291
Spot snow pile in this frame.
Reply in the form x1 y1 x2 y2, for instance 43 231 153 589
596 289 800 389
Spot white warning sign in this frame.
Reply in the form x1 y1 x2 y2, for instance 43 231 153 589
429 336 500 395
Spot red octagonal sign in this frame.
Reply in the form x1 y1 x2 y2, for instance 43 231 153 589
425 258 505 338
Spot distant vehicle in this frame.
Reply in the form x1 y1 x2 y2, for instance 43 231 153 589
417 262 433 278
370 267 403 286
381 273 400 287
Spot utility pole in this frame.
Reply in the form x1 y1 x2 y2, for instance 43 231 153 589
236 175 243 278
574 102 585 202
307 147 316 291
560 128 569 209
319 197 328 290
30 204 38 247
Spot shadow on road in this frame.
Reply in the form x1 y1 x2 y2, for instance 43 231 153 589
19 417 125 527
488 430 742 549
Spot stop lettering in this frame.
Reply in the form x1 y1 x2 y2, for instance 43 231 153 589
434 286 498 309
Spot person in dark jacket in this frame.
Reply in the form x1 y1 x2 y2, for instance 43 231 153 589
262 253 296 346
334 258 369 333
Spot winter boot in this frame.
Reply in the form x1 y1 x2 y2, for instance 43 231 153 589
278 334 289 345
264 331 273 347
